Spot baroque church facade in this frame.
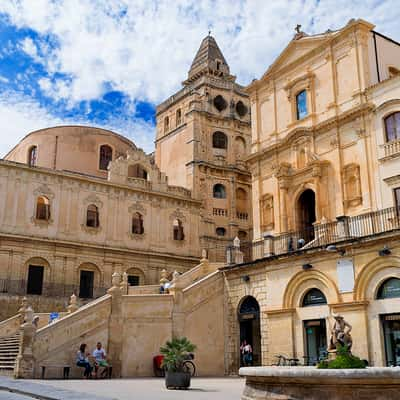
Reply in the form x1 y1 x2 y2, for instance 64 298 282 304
1 18 400 378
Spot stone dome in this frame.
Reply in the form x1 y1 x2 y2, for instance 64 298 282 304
5 125 137 178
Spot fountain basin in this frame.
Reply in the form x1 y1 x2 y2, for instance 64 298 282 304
239 366 400 400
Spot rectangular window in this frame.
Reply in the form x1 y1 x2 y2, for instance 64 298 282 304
128 275 140 286
394 187 400 210
79 270 94 298
27 265 44 295
296 90 308 120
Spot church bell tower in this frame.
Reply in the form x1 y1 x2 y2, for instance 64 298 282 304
155 34 252 260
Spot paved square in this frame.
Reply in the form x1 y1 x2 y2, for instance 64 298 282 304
29 377 245 400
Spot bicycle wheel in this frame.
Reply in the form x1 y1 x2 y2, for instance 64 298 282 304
182 360 196 377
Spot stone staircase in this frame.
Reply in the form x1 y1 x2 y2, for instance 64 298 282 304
0 332 20 375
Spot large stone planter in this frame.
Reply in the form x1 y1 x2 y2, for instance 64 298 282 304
165 371 191 389
240 366 400 400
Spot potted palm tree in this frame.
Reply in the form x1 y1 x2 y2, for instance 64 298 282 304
160 337 196 389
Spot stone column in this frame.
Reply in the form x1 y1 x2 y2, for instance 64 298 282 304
14 306 36 379
279 182 289 233
107 272 123 378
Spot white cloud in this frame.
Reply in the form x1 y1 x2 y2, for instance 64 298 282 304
1 0 399 105
19 37 41 63
0 91 155 157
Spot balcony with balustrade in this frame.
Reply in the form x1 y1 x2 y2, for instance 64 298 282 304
227 206 400 265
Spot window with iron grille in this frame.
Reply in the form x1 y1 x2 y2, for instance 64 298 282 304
86 204 99 228
212 131 227 149
173 219 184 241
132 212 144 234
36 196 51 220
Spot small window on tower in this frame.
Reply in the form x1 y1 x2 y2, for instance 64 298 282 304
216 227 226 236
176 109 182 126
164 116 169 133
213 95 227 112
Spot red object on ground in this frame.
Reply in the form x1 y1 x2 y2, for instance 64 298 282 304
154 355 164 369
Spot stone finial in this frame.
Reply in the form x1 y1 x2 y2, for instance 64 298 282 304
172 270 180 282
67 293 79 314
160 269 169 285
24 307 34 325
111 272 121 287
233 236 241 248
201 249 208 262
18 297 29 323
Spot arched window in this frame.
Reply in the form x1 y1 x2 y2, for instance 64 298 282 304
128 164 148 180
239 296 260 314
173 219 184 241
28 146 37 167
213 184 226 199
99 145 113 171
36 196 51 221
164 116 169 133
384 112 400 142
132 212 144 235
216 227 226 236
176 109 182 126
86 204 99 228
377 278 400 299
213 131 227 149
296 90 308 120
302 288 327 307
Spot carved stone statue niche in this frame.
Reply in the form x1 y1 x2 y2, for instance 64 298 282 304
343 164 362 208
261 194 274 231
328 313 353 353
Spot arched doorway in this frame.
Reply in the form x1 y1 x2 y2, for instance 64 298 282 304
297 189 316 242
238 296 261 366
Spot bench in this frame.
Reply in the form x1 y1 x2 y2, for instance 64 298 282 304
41 364 70 379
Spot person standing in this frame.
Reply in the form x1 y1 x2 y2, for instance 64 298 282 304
240 340 253 366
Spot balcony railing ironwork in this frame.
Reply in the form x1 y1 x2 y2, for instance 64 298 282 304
227 206 400 264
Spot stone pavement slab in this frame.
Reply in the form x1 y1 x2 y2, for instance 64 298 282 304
26 377 246 400
0 376 111 400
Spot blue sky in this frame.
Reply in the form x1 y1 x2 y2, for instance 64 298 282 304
0 0 399 156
